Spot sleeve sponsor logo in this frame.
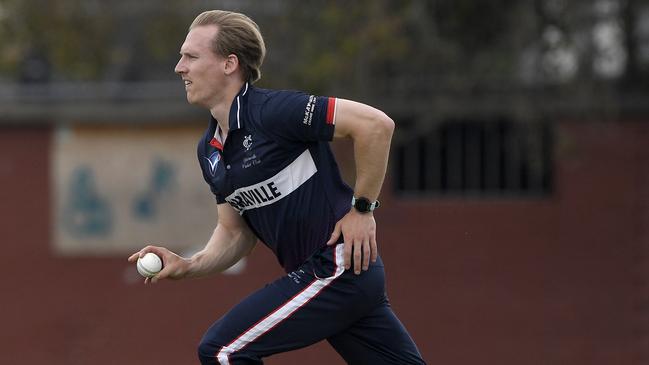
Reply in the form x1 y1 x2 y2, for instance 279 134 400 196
302 95 317 126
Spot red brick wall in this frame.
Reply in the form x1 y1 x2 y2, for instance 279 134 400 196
0 121 647 364
378 121 649 364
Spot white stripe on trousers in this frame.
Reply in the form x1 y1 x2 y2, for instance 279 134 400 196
216 244 345 365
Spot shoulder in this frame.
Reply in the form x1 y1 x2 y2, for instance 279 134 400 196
248 86 308 106
247 86 312 122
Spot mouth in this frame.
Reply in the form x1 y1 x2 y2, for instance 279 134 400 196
184 80 192 88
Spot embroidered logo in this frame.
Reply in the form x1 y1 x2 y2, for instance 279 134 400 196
204 152 220 176
243 134 253 151
242 153 261 169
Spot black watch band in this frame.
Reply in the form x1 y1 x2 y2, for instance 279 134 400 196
351 196 380 213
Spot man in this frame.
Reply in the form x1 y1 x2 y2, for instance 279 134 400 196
128 10 425 365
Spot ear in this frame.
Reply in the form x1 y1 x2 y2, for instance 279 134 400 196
223 54 240 76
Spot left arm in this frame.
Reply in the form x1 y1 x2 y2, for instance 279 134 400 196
326 99 395 274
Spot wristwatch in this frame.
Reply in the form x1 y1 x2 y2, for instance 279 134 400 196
351 196 380 213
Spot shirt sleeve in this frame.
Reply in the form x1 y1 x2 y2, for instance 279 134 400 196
212 187 226 204
259 90 337 143
196 138 227 204
199 165 226 204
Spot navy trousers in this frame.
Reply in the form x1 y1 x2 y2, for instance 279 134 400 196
198 244 425 364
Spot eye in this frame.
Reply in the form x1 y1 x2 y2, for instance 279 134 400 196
180 53 198 60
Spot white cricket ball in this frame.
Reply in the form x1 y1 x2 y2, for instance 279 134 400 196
136 252 163 278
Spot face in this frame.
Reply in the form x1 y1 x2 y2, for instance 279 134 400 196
174 25 227 108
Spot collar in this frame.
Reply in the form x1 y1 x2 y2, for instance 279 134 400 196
209 82 250 150
227 82 250 132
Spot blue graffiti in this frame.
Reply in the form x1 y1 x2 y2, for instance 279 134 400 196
62 166 113 238
133 158 176 220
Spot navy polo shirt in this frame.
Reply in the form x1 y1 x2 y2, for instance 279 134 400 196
197 83 353 273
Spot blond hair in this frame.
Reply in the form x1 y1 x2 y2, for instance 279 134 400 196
190 10 266 83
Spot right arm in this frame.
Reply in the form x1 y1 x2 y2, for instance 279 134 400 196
128 203 257 283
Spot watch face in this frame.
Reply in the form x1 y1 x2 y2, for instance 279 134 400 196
355 197 371 212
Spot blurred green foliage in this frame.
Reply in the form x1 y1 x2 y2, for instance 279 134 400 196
0 0 115 79
0 0 647 94
260 0 412 94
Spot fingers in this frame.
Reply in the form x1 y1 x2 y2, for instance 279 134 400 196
352 239 371 274
335 220 377 274
127 252 140 262
328 211 378 274
145 272 165 285
127 245 162 262
353 239 362 274
145 266 169 284
327 222 341 246
343 240 353 270
128 248 147 262
362 238 370 271
151 266 171 284
370 235 378 263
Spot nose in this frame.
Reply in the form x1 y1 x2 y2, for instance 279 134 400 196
174 58 186 75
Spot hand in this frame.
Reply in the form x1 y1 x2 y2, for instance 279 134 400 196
326 210 378 274
127 245 190 284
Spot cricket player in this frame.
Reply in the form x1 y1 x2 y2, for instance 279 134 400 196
129 10 425 365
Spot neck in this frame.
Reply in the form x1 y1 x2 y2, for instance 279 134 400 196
210 79 246 135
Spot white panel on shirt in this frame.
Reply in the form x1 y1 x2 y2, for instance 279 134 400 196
225 149 317 213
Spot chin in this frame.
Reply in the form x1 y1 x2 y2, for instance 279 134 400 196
185 94 199 105
187 96 210 109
